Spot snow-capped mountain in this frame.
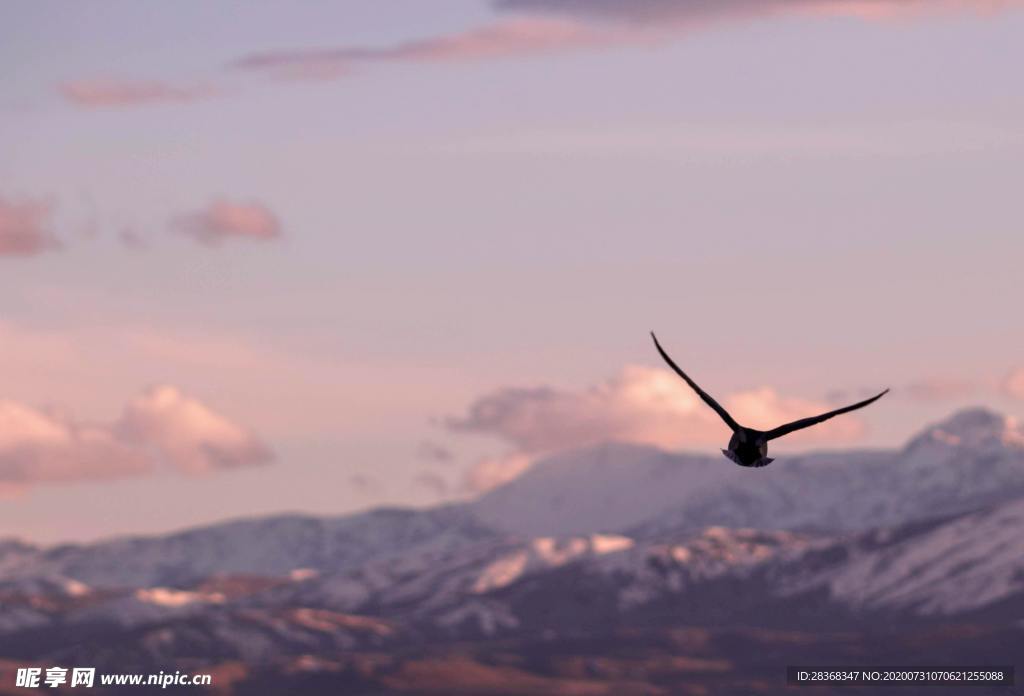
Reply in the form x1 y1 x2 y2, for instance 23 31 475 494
474 408 1024 538
784 496 1024 617
5 496 1024 663
266 498 1024 639
1 407 1023 693
469 441 729 536
3 408 1017 591
0 506 498 589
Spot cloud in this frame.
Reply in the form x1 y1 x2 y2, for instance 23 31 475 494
0 386 272 488
1002 368 1024 400
728 387 865 441
172 200 282 246
496 0 773 23
0 197 59 257
233 18 623 80
449 366 865 451
448 366 708 453
230 0 1014 84
494 0 1012 24
462 454 533 494
450 365 871 492
59 80 216 108
117 386 273 473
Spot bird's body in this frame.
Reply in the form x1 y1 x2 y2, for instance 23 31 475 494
650 332 888 468
724 429 772 468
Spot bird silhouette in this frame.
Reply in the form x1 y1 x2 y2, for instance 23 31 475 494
651 332 888 467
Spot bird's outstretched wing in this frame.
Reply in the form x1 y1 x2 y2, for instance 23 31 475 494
650 332 739 432
764 389 889 441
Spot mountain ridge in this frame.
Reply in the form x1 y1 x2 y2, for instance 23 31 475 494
2 406 1021 583
0 407 1022 692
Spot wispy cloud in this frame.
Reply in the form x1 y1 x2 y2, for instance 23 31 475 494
172 199 282 247
0 197 60 257
449 365 870 492
232 18 628 80
232 0 1017 83
494 0 1014 24
59 79 217 108
0 386 272 489
57 1 1017 106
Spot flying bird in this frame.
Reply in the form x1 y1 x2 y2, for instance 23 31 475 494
651 332 888 468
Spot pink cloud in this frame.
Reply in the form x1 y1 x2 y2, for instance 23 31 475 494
449 366 866 452
233 0 1017 81
0 197 59 257
0 386 272 488
117 386 273 473
495 0 1015 24
448 366 711 454
462 454 533 494
172 200 282 247
233 18 626 80
450 365 872 492
59 80 216 108
727 387 865 442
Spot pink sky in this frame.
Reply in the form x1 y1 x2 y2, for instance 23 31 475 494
1 0 1023 542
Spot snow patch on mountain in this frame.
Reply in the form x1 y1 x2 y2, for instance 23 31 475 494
472 534 635 593
596 527 815 609
0 506 500 589
135 587 225 607
789 497 1024 615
